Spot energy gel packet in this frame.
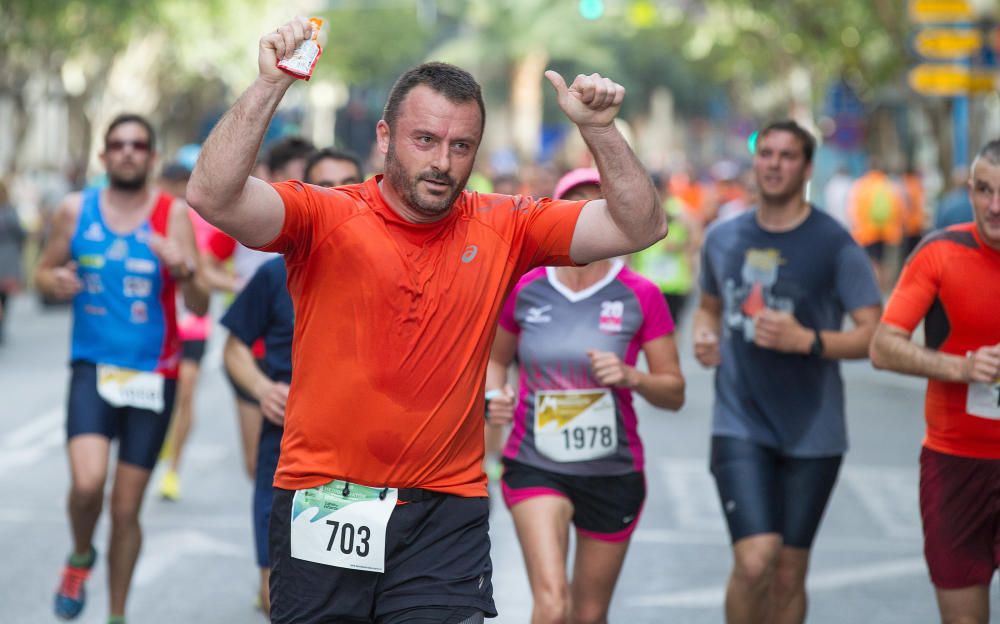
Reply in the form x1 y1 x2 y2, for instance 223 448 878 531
277 17 324 81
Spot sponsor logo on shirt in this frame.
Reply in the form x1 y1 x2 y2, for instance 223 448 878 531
599 300 624 333
82 222 105 242
84 274 103 295
106 239 129 261
125 258 157 274
525 305 552 324
130 300 148 324
83 304 107 316
461 244 479 263
79 254 105 269
123 276 153 298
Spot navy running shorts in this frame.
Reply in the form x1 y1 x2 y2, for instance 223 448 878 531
66 361 177 470
710 435 842 549
180 339 206 364
269 486 496 623
253 419 283 568
500 459 645 542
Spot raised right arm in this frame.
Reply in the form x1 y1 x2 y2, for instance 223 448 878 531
186 17 313 248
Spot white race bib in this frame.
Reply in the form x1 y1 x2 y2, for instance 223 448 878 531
96 365 165 412
290 481 397 573
534 389 617 462
966 381 1000 420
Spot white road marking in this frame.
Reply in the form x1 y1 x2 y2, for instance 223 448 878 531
841 466 921 539
627 557 927 608
133 529 245 587
0 407 63 473
658 458 726 532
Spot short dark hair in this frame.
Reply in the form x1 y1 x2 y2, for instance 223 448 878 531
105 113 156 151
265 136 316 174
974 139 1000 167
304 148 364 183
383 62 486 132
758 120 816 164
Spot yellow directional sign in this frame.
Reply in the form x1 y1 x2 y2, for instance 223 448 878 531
914 28 983 59
909 64 999 96
908 0 974 23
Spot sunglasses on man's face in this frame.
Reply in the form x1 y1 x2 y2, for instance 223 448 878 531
106 139 151 153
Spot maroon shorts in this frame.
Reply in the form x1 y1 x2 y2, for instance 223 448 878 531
919 446 1000 589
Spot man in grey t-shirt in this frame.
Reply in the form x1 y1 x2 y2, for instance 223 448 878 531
693 121 882 624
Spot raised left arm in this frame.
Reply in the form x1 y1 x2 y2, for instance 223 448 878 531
545 71 666 264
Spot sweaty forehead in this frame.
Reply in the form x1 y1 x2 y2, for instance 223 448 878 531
397 85 483 138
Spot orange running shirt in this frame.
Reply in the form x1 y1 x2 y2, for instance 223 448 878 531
882 224 1000 459
261 176 586 496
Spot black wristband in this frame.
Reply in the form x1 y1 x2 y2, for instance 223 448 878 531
809 330 824 357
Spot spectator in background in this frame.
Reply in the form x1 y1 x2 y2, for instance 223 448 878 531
901 167 927 259
631 171 700 323
0 179 26 343
823 165 854 230
847 159 905 289
935 166 974 230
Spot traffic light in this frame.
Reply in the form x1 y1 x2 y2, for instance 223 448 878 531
579 0 604 20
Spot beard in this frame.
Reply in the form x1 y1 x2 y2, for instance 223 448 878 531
384 142 467 219
108 168 148 191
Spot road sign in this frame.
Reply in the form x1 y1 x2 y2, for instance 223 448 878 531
908 0 974 24
914 28 983 59
909 63 998 96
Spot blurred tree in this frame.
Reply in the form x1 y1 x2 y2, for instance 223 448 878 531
431 0 612 161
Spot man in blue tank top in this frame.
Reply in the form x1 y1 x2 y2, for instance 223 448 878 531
35 114 208 624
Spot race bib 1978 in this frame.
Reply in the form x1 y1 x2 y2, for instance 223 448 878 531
290 481 397 573
534 389 617 463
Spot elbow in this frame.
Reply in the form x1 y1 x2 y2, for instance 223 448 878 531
868 333 886 369
184 183 211 218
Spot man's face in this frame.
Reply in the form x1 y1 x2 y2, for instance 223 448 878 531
271 158 309 184
969 159 1000 248
306 158 362 188
377 85 482 218
101 122 154 191
752 130 811 205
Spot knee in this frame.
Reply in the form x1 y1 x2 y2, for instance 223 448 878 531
731 546 779 589
70 479 104 507
570 602 608 624
109 499 141 527
533 581 570 624
772 558 806 598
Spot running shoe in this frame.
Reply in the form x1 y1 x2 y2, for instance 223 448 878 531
159 469 181 501
54 547 96 620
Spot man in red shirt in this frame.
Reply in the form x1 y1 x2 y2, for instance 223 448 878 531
871 139 1000 624
187 17 666 624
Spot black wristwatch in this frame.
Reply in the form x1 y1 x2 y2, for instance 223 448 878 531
809 330 824 357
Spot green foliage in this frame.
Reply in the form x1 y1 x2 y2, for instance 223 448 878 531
319 6 434 85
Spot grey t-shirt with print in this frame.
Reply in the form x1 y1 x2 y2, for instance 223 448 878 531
700 208 880 457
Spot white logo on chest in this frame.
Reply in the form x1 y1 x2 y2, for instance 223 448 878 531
525 305 552 324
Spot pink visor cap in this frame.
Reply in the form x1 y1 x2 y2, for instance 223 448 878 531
553 168 601 200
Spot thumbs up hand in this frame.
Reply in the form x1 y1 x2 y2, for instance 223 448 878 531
545 70 624 129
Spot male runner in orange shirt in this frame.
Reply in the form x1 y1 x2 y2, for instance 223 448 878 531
871 139 1000 624
187 17 666 624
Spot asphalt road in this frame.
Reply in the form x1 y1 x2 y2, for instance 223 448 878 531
0 293 996 623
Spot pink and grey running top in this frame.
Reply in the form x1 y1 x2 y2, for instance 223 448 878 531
499 261 674 476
